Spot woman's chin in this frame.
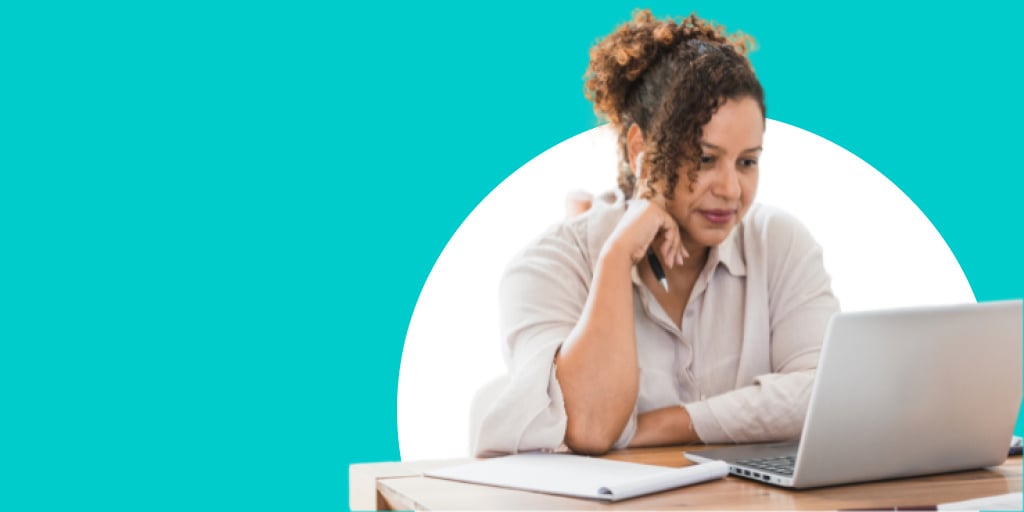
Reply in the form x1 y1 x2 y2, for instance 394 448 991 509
689 226 737 248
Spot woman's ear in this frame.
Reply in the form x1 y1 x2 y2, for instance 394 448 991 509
626 124 647 181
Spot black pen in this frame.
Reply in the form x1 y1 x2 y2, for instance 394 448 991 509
646 248 669 292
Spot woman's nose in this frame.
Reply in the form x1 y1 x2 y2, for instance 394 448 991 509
712 165 741 200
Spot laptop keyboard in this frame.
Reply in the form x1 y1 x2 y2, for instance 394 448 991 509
736 455 796 476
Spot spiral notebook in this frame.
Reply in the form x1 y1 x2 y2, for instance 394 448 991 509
424 452 729 502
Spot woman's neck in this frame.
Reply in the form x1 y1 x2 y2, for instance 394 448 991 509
666 242 708 280
639 240 709 302
639 242 708 312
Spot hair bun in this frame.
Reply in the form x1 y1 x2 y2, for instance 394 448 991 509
584 9 751 126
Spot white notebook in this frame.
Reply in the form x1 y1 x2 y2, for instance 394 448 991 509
424 453 729 502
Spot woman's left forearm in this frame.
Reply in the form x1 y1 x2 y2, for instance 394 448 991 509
628 406 701 448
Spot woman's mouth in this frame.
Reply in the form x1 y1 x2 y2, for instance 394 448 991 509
700 209 735 224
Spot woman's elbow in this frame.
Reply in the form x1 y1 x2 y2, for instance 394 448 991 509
563 423 617 455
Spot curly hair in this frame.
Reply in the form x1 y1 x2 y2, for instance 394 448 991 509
584 9 765 200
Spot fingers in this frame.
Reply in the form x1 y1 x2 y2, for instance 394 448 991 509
655 207 691 269
614 199 687 268
631 186 680 266
597 189 619 205
650 202 689 268
564 189 594 219
636 200 680 270
658 216 680 269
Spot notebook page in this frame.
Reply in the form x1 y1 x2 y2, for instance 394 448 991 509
426 453 728 501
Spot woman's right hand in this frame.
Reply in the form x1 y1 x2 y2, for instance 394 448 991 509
602 199 688 269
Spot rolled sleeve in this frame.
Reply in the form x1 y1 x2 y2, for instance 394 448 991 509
684 370 816 443
471 219 594 456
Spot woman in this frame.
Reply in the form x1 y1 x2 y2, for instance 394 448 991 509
472 9 839 456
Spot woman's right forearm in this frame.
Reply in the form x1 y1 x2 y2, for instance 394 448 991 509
555 244 639 454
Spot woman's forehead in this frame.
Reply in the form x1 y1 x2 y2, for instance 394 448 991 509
700 98 765 148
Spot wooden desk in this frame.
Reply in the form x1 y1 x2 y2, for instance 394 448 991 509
350 446 1021 510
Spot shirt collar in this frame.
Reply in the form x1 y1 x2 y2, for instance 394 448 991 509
628 224 747 290
707 224 746 277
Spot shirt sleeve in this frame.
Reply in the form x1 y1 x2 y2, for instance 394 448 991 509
683 209 840 443
470 219 586 456
471 209 637 456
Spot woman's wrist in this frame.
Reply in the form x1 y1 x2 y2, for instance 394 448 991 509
597 241 636 272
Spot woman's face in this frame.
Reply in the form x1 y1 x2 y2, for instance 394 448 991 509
666 96 764 249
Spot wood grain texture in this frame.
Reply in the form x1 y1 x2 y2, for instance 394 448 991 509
351 446 1021 510
349 459 473 510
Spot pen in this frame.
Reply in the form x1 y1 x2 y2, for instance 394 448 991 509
646 248 669 292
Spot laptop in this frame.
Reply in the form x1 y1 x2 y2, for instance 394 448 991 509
685 300 1023 488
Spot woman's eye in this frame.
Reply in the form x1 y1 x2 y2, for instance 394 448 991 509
699 155 715 167
740 159 759 168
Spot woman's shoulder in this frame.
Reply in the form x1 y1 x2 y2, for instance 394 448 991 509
741 203 817 246
739 203 827 283
507 200 625 275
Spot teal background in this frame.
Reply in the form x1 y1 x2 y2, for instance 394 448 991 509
1 1 1021 510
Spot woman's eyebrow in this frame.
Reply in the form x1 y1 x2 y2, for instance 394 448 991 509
700 141 763 153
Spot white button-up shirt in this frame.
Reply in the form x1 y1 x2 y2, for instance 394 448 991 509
472 201 840 456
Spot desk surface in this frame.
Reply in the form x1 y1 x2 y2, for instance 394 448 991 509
350 446 1021 510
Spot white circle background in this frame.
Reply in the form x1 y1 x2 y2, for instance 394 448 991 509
397 120 975 460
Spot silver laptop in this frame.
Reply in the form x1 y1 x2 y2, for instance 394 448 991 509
685 300 1022 488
